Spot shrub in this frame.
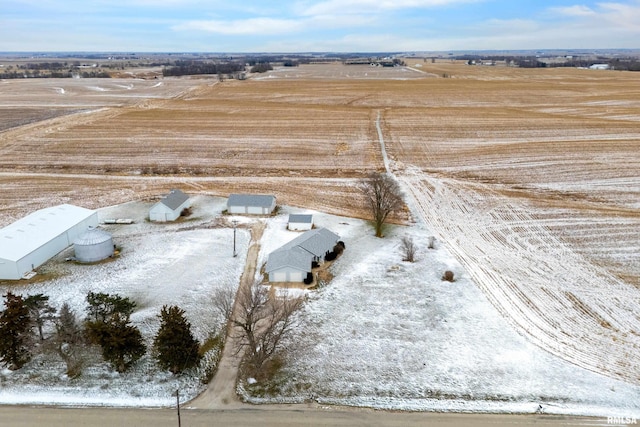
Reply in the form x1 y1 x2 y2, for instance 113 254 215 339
442 271 455 282
303 273 313 285
325 251 337 262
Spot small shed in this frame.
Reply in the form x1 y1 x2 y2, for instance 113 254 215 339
74 227 114 263
149 189 191 222
227 194 276 215
288 214 313 231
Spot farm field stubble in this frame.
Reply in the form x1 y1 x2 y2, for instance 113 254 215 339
0 62 638 385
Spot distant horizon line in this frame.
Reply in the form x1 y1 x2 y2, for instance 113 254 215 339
1 48 640 57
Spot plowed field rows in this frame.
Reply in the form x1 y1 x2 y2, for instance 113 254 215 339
1 62 638 384
400 169 640 383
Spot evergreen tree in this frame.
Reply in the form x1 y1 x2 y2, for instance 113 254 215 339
25 293 56 341
101 323 146 373
0 292 32 369
85 292 146 373
153 305 201 374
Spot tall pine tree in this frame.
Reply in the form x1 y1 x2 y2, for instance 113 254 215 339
153 305 201 374
25 293 56 341
85 292 145 373
0 292 32 370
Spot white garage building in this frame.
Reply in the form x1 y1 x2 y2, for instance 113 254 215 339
227 194 276 215
0 204 99 280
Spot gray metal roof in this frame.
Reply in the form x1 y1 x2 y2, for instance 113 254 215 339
288 214 313 224
278 227 340 258
266 246 313 273
160 189 189 210
227 194 275 208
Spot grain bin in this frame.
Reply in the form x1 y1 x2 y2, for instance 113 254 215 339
73 227 114 263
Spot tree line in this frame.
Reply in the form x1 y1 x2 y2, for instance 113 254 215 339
162 60 245 77
0 291 201 377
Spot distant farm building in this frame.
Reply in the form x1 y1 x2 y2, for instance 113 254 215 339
266 228 340 283
288 214 313 231
227 194 276 215
0 204 98 280
149 189 191 222
589 63 611 70
73 227 114 263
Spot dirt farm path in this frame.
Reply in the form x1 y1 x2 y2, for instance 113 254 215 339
187 221 266 409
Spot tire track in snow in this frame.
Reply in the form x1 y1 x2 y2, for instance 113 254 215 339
398 169 640 384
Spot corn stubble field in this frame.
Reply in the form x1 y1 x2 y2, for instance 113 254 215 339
1 62 639 386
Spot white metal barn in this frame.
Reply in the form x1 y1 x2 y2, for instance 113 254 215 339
149 189 191 222
227 194 276 215
0 204 99 280
288 214 313 231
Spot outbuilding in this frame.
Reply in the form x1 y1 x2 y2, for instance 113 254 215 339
74 227 114 263
265 246 313 283
266 227 340 283
149 189 191 222
288 214 313 231
227 194 276 215
0 204 98 280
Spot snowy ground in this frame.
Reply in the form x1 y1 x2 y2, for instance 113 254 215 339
0 195 250 406
248 208 640 418
1 195 639 418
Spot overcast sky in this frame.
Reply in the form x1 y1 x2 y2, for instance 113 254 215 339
1 0 639 52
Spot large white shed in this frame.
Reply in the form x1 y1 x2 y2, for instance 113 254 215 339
0 204 99 280
227 194 276 215
149 189 191 222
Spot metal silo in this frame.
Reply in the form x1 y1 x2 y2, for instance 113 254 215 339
73 227 114 263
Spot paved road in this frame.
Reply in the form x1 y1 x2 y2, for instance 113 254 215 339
0 405 606 427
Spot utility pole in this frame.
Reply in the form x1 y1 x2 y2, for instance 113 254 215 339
175 388 181 427
232 219 238 257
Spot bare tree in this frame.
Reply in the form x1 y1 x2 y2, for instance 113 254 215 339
55 303 86 378
400 236 417 262
211 285 236 329
227 282 303 376
358 172 404 238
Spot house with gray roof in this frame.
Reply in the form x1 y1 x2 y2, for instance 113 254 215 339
266 227 340 283
227 194 276 215
288 214 313 231
149 189 191 222
265 246 314 283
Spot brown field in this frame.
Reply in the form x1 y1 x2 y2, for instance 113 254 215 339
1 61 639 383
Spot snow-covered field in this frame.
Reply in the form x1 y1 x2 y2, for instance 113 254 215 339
399 167 640 384
1 195 639 418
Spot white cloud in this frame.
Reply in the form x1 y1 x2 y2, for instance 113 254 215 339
549 5 597 17
297 0 482 16
173 17 306 35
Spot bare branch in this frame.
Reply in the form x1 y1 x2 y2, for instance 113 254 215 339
400 235 417 262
